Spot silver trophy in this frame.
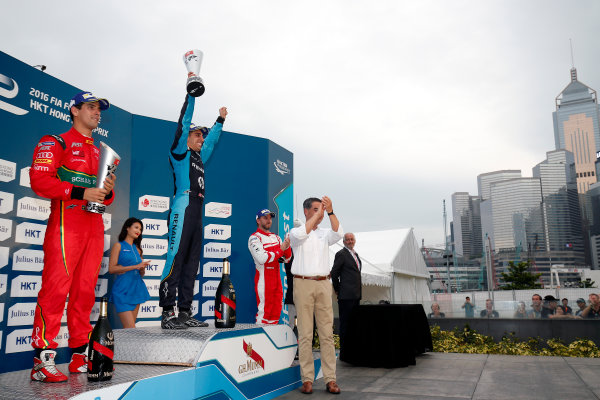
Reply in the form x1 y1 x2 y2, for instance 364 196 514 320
86 141 121 214
183 49 205 97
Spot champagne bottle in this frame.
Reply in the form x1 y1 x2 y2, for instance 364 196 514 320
215 257 236 328
87 297 114 381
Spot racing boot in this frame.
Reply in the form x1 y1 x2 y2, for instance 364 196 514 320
31 349 68 382
178 310 208 327
68 348 88 373
161 309 187 329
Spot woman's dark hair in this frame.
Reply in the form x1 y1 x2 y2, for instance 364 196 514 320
118 217 144 254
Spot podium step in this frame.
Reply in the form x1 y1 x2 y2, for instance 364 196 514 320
114 324 257 366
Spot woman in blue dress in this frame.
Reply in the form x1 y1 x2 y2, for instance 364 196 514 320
109 217 150 328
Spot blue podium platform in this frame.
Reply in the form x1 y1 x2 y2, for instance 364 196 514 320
0 324 322 400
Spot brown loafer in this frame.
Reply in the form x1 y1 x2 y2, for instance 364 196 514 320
300 381 313 394
326 381 341 394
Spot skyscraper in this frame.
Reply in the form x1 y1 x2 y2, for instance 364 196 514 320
451 192 483 259
533 150 584 264
489 178 545 253
553 68 600 194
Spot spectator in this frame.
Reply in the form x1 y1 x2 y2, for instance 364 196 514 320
480 299 499 318
528 294 543 319
541 295 558 319
560 298 572 315
514 301 528 318
581 293 600 319
551 306 581 320
428 302 445 318
575 298 586 317
461 296 475 318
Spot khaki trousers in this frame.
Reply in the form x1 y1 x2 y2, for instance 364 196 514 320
293 277 336 383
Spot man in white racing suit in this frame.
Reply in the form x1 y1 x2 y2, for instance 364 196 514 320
248 209 292 324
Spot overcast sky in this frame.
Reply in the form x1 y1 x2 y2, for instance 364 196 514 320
3 0 600 247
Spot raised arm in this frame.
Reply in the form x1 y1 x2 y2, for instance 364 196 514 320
201 107 227 162
171 94 196 156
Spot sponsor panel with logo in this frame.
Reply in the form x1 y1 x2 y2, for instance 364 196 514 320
190 300 199 317
138 195 170 213
0 274 7 296
12 248 44 272
0 246 8 269
10 275 42 297
90 301 100 322
104 234 110 253
202 280 220 298
142 218 168 236
144 259 165 277
203 242 231 259
15 221 46 245
19 166 31 188
0 302 4 323
194 280 199 296
201 300 215 318
0 191 14 214
16 196 50 220
144 279 160 297
141 238 168 256
203 261 223 278
0 159 16 183
204 202 232 219
138 301 161 319
204 224 231 240
7 302 36 326
102 213 111 231
95 278 108 297
99 257 109 276
0 218 13 241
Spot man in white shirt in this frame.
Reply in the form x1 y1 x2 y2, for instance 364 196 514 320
289 196 343 395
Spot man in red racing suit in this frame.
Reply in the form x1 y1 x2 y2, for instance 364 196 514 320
29 91 116 383
248 209 292 324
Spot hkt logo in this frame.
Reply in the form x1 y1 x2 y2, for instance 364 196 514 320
0 73 28 115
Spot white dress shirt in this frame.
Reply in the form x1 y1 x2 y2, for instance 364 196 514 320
289 223 343 276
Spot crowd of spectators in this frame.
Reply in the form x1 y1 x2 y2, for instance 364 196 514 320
427 293 600 319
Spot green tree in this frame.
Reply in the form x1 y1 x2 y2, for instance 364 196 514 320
500 261 542 290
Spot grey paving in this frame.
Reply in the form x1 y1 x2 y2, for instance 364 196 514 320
276 353 600 400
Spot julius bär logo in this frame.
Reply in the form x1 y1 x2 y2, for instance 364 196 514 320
238 340 265 376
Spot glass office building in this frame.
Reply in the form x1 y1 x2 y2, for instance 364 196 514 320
533 149 585 264
451 192 483 260
477 170 522 201
553 68 600 194
489 178 545 252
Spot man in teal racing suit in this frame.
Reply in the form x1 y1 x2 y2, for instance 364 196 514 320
159 93 228 329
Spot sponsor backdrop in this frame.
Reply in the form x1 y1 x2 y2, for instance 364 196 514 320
0 50 293 373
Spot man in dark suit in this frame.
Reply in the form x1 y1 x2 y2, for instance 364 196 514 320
331 232 361 356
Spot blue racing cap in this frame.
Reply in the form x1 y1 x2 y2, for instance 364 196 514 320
256 209 275 219
68 91 110 110
190 123 209 138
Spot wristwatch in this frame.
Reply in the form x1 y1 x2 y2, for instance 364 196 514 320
327 211 334 216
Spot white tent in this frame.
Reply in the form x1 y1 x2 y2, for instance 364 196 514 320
329 228 431 303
